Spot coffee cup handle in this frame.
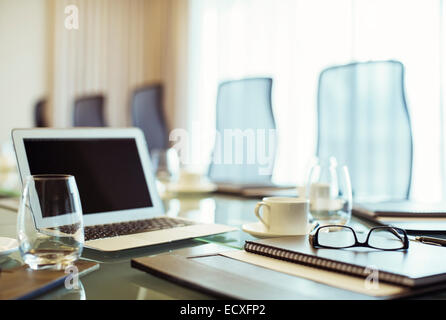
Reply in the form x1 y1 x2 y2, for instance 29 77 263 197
255 202 269 228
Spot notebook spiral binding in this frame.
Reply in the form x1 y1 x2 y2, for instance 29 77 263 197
244 241 413 287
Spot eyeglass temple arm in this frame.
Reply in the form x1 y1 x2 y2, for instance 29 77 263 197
386 227 406 241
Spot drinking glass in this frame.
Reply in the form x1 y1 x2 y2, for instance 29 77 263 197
151 148 180 183
17 175 84 270
306 157 352 226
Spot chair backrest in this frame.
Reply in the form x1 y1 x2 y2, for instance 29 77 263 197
34 98 47 127
208 77 276 185
317 60 413 201
131 84 169 152
73 95 106 127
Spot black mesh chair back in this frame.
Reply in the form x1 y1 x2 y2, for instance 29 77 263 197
317 60 413 201
131 84 169 152
208 77 276 185
34 98 47 127
73 95 106 127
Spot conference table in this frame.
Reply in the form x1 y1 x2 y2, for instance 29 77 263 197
1 191 446 300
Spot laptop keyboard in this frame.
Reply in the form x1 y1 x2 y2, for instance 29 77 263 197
82 217 196 241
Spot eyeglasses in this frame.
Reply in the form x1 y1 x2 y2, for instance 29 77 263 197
309 225 409 251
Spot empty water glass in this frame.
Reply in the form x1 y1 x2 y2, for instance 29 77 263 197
306 157 352 226
17 175 84 270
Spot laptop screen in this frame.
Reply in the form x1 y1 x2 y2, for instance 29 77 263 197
23 138 153 215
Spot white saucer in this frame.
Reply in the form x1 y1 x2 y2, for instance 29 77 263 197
242 222 318 239
167 182 217 194
0 237 18 256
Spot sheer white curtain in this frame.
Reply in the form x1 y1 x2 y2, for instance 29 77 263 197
186 0 445 201
49 0 171 127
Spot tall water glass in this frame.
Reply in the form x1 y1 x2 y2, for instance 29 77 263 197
17 175 84 270
306 157 352 226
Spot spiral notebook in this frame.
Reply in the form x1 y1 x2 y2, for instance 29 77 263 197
244 235 446 288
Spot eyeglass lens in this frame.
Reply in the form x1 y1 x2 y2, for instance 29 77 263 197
317 226 356 248
368 228 405 250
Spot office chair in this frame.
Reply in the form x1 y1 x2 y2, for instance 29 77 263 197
34 98 47 127
73 95 106 127
208 77 277 185
316 60 413 201
131 84 169 152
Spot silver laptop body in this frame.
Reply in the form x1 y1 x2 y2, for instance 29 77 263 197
12 128 234 252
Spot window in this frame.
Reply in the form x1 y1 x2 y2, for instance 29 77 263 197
185 0 445 201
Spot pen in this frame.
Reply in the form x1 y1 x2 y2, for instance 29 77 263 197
412 236 446 247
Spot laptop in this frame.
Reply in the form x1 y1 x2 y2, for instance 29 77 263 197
12 128 235 252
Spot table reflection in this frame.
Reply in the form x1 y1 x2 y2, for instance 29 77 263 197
37 281 86 300
165 197 216 224
163 193 259 226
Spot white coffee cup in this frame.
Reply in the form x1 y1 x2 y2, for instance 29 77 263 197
254 197 309 234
